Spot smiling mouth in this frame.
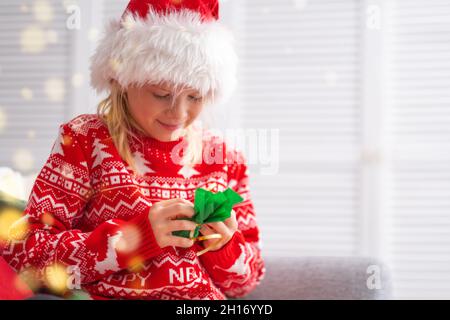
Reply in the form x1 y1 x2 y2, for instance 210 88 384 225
157 120 184 130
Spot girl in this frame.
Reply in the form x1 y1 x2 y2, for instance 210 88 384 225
2 0 265 300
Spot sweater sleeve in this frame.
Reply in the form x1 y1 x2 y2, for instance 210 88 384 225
195 149 266 298
2 122 164 291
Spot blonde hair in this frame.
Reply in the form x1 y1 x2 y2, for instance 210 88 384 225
96 81 206 175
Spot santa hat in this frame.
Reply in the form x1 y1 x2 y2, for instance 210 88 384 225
90 0 238 105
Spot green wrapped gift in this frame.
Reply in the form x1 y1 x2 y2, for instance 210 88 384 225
172 188 243 239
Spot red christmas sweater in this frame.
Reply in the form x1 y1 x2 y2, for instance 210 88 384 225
1 114 265 300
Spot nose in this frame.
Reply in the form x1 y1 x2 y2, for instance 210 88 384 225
166 96 189 120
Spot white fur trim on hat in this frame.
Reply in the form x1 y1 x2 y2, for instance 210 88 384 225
90 7 238 105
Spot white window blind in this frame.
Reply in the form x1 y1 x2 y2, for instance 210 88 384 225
237 0 450 299
102 0 129 21
0 0 72 174
238 0 362 257
385 0 450 299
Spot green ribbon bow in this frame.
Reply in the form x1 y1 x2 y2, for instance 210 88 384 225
172 188 244 239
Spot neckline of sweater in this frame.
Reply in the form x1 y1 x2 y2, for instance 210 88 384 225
128 125 186 152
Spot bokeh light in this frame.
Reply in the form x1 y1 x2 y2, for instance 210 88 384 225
116 225 141 254
127 256 145 273
20 4 29 13
41 211 55 227
8 215 29 241
62 133 73 146
44 78 66 102
0 171 27 201
88 28 99 42
109 58 122 73
21 87 33 101
62 0 78 10
27 130 36 139
0 107 7 134
20 26 47 53
0 208 26 242
12 148 34 172
44 263 69 294
71 73 84 88
33 0 54 23
13 273 33 296
18 268 42 293
46 30 58 44
121 15 136 30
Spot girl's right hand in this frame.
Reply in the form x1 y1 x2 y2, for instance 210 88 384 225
148 198 197 249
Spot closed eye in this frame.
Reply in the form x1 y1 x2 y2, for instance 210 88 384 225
189 95 202 102
153 93 171 100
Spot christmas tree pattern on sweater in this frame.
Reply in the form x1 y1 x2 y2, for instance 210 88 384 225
1 114 265 300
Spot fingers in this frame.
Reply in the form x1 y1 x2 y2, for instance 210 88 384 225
148 198 197 249
199 223 214 235
163 202 195 220
205 221 229 236
167 219 198 233
223 209 238 230
149 198 239 250
199 224 224 251
204 221 236 248
157 198 193 208
150 198 192 219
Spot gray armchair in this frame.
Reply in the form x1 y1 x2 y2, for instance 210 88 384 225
241 256 393 300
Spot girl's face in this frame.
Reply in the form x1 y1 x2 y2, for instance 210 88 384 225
126 82 205 142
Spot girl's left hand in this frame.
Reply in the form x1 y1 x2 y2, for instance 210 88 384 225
198 209 238 251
